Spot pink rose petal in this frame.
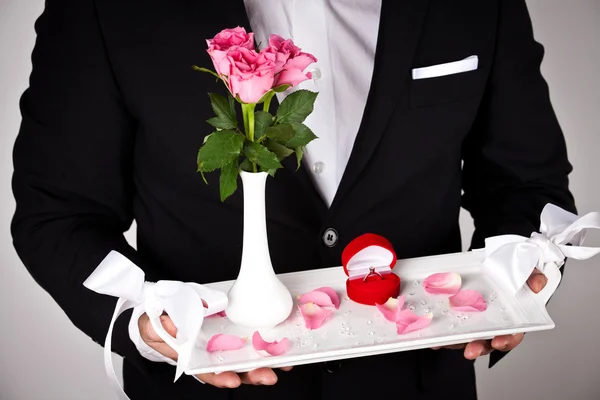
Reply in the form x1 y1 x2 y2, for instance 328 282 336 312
298 303 333 330
396 310 433 334
449 290 488 312
423 272 462 295
206 310 227 318
314 287 340 309
252 331 290 356
297 290 335 308
375 295 406 322
206 334 247 352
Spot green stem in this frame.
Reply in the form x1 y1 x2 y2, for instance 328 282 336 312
263 92 275 113
247 103 256 142
241 103 258 172
242 104 249 138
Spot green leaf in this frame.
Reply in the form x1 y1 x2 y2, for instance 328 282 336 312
262 167 278 177
202 133 213 144
208 93 237 128
219 160 239 201
294 147 304 170
276 89 318 123
197 130 245 172
254 111 274 141
287 122 318 148
227 93 236 113
265 123 295 144
192 65 221 80
265 139 294 160
207 116 237 130
240 158 253 172
244 141 283 171
273 84 291 93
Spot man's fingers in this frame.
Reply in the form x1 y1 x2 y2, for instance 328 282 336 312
527 270 548 294
139 313 178 344
491 333 524 352
159 314 178 337
464 340 493 360
279 366 293 372
239 368 278 385
196 372 242 389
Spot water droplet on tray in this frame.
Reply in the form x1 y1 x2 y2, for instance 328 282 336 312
409 292 415 296
423 308 431 314
356 341 362 345
368 331 374 336
500 305 506 311
313 344 318 349
462 315 469 320
420 300 427 306
216 356 224 362
442 309 449 315
503 316 509 321
449 324 455 329
490 292 497 302
294 342 300 348
409 305 416 311
345 296 350 301
413 280 420 286
367 320 372 325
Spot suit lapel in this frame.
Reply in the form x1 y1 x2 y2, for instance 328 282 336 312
330 0 430 210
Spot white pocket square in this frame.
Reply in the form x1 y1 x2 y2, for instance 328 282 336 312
412 55 478 80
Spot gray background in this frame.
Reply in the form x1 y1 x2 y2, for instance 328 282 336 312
1 0 598 399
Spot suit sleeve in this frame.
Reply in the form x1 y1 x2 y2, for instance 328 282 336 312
11 0 167 378
461 0 576 366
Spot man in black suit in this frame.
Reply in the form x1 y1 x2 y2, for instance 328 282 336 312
11 0 575 399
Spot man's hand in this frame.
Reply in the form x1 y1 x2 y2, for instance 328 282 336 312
432 269 548 359
138 313 292 388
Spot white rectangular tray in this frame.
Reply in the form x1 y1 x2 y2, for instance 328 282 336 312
186 250 553 375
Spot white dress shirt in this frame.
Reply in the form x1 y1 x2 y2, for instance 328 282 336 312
129 0 382 368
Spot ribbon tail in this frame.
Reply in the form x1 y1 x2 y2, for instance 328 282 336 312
104 297 136 400
144 305 190 381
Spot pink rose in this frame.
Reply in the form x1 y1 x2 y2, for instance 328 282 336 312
267 34 317 88
226 47 276 104
206 27 255 76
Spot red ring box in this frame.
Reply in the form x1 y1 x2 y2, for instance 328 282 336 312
341 233 401 306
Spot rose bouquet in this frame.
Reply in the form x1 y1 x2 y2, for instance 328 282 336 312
192 27 319 328
193 27 319 201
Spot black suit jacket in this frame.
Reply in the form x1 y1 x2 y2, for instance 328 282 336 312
12 0 575 399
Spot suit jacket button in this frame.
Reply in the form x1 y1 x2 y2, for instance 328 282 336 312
323 361 343 373
322 228 338 247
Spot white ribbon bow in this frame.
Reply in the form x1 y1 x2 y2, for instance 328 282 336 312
483 204 600 303
83 251 228 400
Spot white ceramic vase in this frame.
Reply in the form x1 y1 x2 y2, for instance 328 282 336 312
225 171 294 329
